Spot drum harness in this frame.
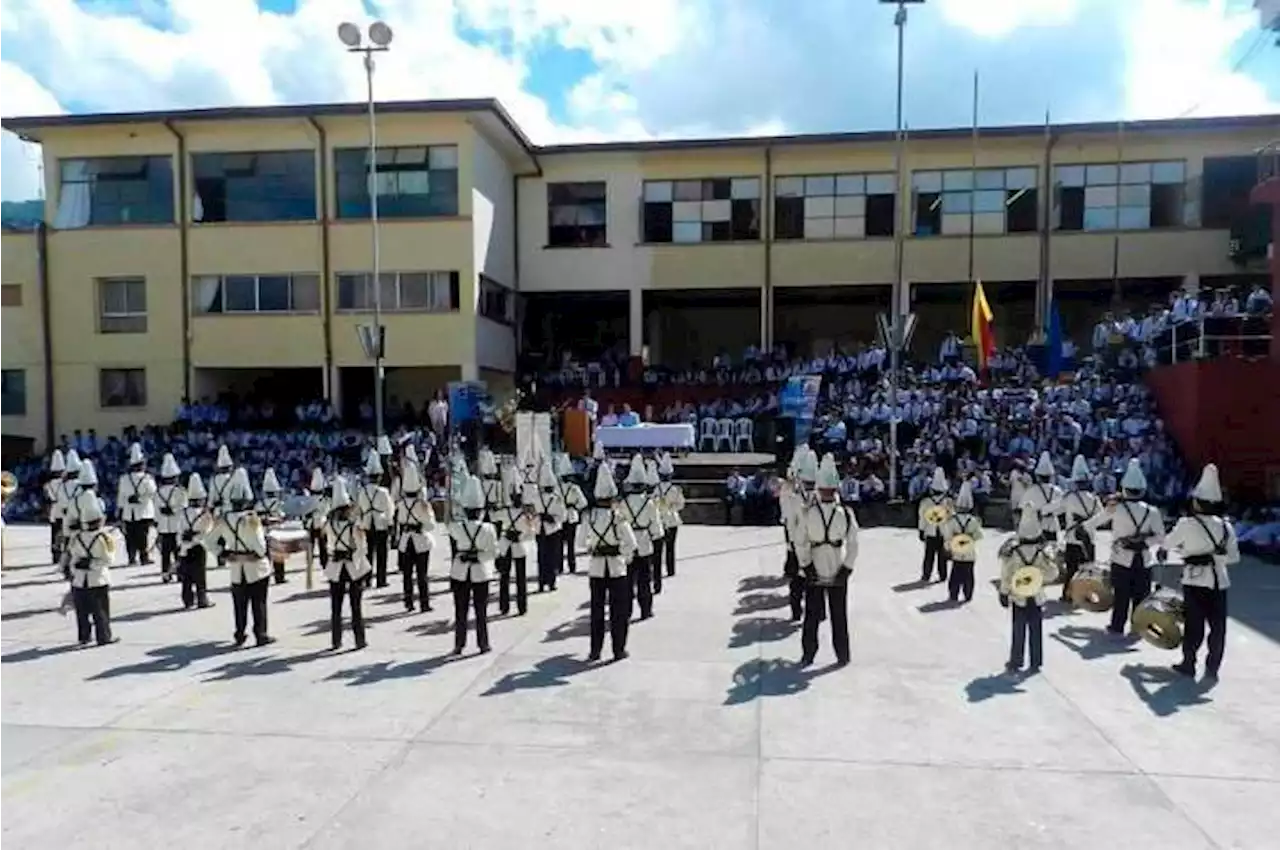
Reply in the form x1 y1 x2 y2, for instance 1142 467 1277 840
951 513 977 560
211 475 233 513
456 522 483 566
1185 515 1229 590
536 490 560 533
398 492 425 536
179 506 208 548
360 483 385 528
1063 492 1099 552
1034 484 1057 519
812 504 849 551
332 519 359 565
123 472 146 512
71 529 112 578
156 484 181 521
1116 502 1155 568
622 495 653 545
224 513 261 563
588 511 621 560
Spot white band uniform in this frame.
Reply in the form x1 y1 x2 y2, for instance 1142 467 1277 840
595 424 695 451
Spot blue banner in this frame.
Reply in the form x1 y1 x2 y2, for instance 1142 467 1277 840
779 374 823 446
447 381 489 426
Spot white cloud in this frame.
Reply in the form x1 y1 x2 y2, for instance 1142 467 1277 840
0 61 64 201
1 0 1276 202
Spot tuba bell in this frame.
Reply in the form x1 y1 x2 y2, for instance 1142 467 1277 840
0 470 16 503
1131 587 1186 650
1008 565 1045 601
949 532 976 560
923 503 952 526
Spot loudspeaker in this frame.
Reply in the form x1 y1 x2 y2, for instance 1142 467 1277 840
767 416 797 465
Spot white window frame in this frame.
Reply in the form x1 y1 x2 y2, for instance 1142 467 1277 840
774 171 896 240
99 367 147 409
97 277 148 334
910 167 1038 236
1054 159 1188 232
191 273 321 315
641 176 762 244
335 271 456 313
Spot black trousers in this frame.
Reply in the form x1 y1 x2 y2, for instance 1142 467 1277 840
329 569 367 648
179 546 210 608
1061 543 1086 599
309 529 329 569
589 574 631 658
1108 562 1152 633
661 528 679 577
1010 602 1044 668
563 522 579 573
651 535 666 594
398 544 431 611
801 580 850 663
124 519 152 565
1182 586 1228 674
158 532 178 577
495 554 528 615
629 554 654 619
366 529 390 587
947 560 975 602
72 585 112 644
51 518 62 562
272 556 288 585
536 534 561 591
921 534 948 582
783 549 805 621
451 579 491 651
230 577 270 643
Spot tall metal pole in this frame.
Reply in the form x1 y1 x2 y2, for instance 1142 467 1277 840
887 1 909 501
364 51 384 440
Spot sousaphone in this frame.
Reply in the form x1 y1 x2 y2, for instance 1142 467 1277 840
0 470 16 503
949 532 976 560
923 503 952 526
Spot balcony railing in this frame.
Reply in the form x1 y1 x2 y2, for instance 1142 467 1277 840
1153 314 1274 365
1259 139 1280 185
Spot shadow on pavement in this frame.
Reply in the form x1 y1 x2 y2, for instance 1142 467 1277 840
732 593 790 616
727 616 799 649
964 671 1030 702
201 648 331 681
1119 663 1215 717
481 653 597 696
87 641 229 679
325 653 459 686
723 657 834 705
1050 625 1141 660
1 643 87 664
543 615 591 643
737 575 788 593
917 599 964 614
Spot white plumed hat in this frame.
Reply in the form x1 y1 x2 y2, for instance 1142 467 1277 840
49 449 65 473
1034 451 1054 477
955 480 974 511
930 466 948 493
1191 463 1223 503
1017 499 1042 541
364 451 384 477
1120 459 1147 492
77 460 99 487
160 453 180 478
215 444 233 469
625 453 648 485
128 442 145 465
186 472 208 501
461 474 486 510
1071 455 1090 482
262 468 280 494
401 462 423 493
594 461 618 501
816 453 840 489
330 477 352 509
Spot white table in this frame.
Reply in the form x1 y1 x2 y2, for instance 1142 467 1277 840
595 423 696 450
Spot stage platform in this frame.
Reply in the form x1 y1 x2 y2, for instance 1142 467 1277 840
672 451 776 468
3 524 1277 849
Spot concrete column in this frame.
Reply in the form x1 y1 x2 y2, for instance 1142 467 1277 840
760 287 771 352
646 308 662 364
460 361 479 382
629 287 644 357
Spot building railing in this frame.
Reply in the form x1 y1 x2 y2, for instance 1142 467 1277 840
1259 139 1280 184
1154 314 1273 366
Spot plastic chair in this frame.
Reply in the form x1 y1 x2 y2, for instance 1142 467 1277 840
733 418 754 452
715 418 734 452
699 417 718 452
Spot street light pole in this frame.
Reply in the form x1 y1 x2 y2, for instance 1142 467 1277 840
339 20 393 440
882 0 924 502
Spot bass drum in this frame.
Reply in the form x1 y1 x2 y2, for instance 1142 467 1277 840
1068 565 1114 613
1131 587 1186 650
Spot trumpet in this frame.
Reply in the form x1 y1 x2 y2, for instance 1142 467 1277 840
0 470 16 503
923 503 952 526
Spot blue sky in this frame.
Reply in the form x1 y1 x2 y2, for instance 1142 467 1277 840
2 0 1278 200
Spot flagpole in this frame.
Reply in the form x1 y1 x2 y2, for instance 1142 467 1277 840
1038 107 1052 335
967 70 978 287
1111 118 1125 305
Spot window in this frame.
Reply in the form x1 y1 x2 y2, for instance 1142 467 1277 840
1 284 21 307
479 275 515 324
642 177 761 243
191 150 316 223
774 172 896 240
336 271 460 312
1201 156 1258 229
911 167 1038 236
191 274 320 314
334 145 459 219
1055 160 1186 231
547 182 607 247
54 156 174 229
97 277 147 334
99 368 147 408
1 369 26 416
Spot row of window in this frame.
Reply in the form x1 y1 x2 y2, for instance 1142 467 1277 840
549 160 1199 246
53 146 461 229
92 272 464 334
1 367 146 414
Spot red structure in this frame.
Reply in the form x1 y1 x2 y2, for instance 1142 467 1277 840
1249 143 1280 363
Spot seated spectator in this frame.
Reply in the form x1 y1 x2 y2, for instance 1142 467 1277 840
724 469 747 524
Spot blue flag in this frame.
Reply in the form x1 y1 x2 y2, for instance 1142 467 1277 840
1045 300 1064 378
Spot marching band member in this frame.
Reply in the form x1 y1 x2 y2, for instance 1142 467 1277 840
1022 451 1063 544
577 461 638 662
305 469 330 572
211 467 274 647
1054 455 1101 601
493 465 536 616
557 453 588 575
780 447 817 621
998 503 1056 674
395 461 436 612
154 453 187 583
654 452 685 578
1167 463 1238 681
325 479 370 651
63 492 118 646
644 458 665 596
620 453 660 621
1085 459 1165 636
177 473 215 610
68 460 107 536
478 447 503 522
54 450 82 569
356 451 394 588
533 462 567 592
116 442 157 567
943 480 983 603
794 453 858 667
209 444 235 567
1008 459 1032 526
258 468 288 585
917 467 951 583
45 449 65 564
448 474 497 656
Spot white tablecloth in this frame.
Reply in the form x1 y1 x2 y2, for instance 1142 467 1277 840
596 423 696 450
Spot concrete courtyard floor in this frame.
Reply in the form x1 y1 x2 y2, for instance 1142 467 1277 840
2 523 1278 849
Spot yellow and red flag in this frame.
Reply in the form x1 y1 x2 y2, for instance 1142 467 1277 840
971 281 995 371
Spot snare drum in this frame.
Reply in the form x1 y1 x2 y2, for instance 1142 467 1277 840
1068 565 1114 613
1131 587 1186 650
266 522 311 560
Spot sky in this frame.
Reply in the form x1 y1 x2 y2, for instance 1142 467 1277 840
1 0 1278 201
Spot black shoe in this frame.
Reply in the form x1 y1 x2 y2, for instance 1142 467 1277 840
233 634 247 647
1105 626 1124 636
799 655 815 668
78 638 92 647
183 602 195 611
162 574 173 584
612 650 629 662
255 636 276 648
330 642 343 652
97 636 121 646
1203 669 1220 683
478 645 491 654
835 657 850 668
354 639 367 650
586 652 601 662
1026 665 1042 675
1005 662 1021 673
450 646 464 656
789 613 802 623
198 601 215 609
376 581 389 589
1172 662 1196 677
